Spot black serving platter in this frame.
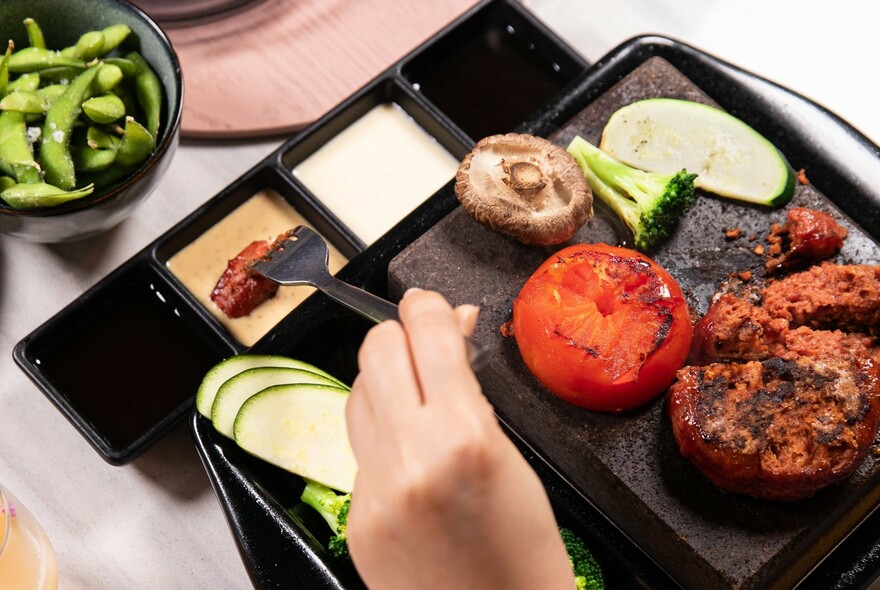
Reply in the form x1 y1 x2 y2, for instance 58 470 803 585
12 0 587 458
190 35 880 590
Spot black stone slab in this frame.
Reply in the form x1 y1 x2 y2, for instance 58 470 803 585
387 57 880 590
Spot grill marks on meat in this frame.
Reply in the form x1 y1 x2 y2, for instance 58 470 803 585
210 240 279 318
669 356 880 501
669 208 880 500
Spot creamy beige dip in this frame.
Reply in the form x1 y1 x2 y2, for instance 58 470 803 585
292 103 459 245
167 189 347 346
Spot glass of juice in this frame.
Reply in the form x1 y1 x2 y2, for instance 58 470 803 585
0 483 58 590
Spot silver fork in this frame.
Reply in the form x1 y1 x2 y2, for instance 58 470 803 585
251 226 491 372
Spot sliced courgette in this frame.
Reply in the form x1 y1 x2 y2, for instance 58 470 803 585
600 98 795 207
234 383 356 493
195 354 345 418
211 367 347 439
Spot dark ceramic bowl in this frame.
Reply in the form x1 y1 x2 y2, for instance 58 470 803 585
0 0 182 242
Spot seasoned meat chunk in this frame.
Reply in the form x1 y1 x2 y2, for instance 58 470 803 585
688 294 785 364
765 207 847 272
668 356 880 500
210 240 279 318
762 263 880 333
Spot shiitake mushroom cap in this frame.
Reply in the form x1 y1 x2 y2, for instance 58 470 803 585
454 133 592 245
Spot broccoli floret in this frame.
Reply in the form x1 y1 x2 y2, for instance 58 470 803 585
567 135 697 251
300 479 350 560
560 526 605 590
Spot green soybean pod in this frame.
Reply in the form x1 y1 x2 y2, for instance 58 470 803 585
38 66 84 84
60 31 105 60
5 72 40 94
94 63 124 93
101 57 139 79
126 52 161 139
8 48 85 73
0 175 15 191
115 116 154 167
100 24 131 54
40 63 102 190
23 18 46 49
86 126 121 150
0 181 94 209
0 41 12 95
0 91 43 114
82 94 125 124
0 111 42 184
72 145 116 172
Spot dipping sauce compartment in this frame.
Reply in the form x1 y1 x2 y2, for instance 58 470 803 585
156 167 360 348
283 78 470 247
401 0 587 141
15 263 235 464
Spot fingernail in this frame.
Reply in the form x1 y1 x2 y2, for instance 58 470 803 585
403 287 423 298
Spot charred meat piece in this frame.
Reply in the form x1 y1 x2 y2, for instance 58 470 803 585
765 207 847 272
688 293 785 364
762 263 880 333
668 355 880 500
210 240 279 318
689 292 878 365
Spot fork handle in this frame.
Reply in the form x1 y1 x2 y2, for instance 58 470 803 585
320 277 491 371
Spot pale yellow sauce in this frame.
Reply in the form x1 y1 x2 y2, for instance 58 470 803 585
166 189 347 346
292 103 459 245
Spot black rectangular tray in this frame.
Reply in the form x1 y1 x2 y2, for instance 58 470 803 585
191 36 880 590
13 0 587 465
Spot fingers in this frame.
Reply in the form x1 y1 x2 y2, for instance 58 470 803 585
398 290 481 405
455 304 480 337
355 319 423 421
346 375 376 459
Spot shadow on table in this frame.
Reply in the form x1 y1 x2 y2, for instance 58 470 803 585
43 220 126 274
132 419 212 501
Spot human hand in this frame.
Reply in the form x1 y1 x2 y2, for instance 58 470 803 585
345 289 573 590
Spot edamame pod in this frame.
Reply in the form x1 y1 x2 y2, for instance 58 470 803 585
94 64 124 93
72 145 116 172
60 31 104 60
100 24 131 53
0 181 93 209
23 18 46 50
37 66 84 83
86 126 121 150
0 41 12 95
5 72 40 93
0 91 42 114
126 52 161 139
115 116 153 167
40 63 102 190
101 57 139 79
0 176 15 191
8 48 85 73
0 111 42 184
82 94 125 124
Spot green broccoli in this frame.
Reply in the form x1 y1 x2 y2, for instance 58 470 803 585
560 526 605 590
567 135 697 252
300 479 350 560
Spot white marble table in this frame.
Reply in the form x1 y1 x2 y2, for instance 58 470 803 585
1 1 877 588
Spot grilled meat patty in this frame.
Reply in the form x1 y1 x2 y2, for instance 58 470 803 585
669 354 880 500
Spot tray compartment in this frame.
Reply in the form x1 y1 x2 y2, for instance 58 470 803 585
401 0 586 141
283 77 470 247
14 261 234 463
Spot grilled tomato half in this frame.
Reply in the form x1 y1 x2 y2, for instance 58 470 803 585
512 243 692 412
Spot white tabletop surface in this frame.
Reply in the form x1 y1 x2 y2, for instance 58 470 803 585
1 1 877 588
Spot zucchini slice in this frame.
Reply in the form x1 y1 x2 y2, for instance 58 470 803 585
234 383 356 493
600 98 795 206
195 354 344 418
211 367 347 439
